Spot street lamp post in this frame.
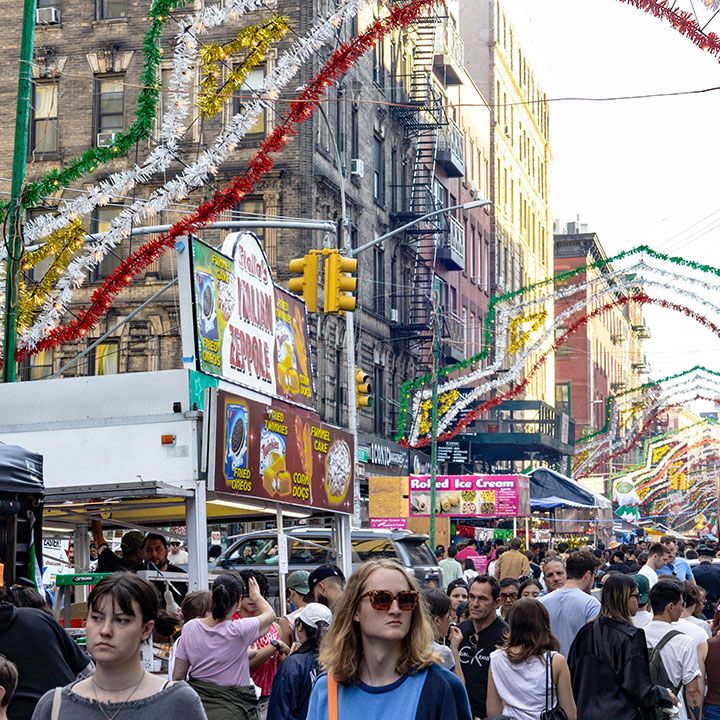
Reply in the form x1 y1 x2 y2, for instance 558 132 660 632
348 198 492 546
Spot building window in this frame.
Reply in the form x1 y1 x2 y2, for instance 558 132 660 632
555 383 571 415
235 196 265 241
350 104 359 160
373 365 385 435
95 76 124 140
31 83 58 155
96 0 126 20
91 205 123 279
233 66 266 138
390 147 399 213
373 246 385 316
20 350 53 381
373 38 385 88
89 340 120 375
373 134 385 204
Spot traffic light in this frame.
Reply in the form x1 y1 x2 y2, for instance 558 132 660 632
355 367 372 408
288 252 319 312
324 250 358 314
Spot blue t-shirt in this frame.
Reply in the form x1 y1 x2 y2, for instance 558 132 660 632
306 665 470 720
657 557 694 581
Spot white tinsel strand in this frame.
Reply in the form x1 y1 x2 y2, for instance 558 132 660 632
20 0 368 348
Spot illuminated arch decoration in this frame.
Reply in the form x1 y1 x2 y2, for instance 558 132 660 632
611 419 720 536
3 0 720 361
3 0 439 362
572 366 720 479
396 246 720 448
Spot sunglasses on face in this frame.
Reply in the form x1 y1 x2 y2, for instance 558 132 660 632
359 589 419 612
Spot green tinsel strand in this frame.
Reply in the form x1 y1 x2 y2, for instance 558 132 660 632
0 0 187 215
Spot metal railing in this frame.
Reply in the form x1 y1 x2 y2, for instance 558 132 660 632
435 17 465 70
438 119 465 163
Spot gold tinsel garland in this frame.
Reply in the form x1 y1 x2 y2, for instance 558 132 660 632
18 220 86 330
197 16 290 118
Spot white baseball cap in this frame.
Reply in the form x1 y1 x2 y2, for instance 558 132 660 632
298 602 332 629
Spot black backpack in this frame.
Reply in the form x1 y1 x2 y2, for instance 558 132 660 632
648 630 683 720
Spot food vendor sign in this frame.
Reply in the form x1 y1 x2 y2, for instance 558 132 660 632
208 389 354 514
408 475 530 517
189 233 314 408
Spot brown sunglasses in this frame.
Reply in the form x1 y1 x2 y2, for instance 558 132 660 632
359 589 419 612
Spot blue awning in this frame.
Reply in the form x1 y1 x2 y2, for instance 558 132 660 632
531 496 595 510
529 467 597 508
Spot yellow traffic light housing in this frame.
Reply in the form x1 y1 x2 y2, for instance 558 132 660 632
288 252 319 313
355 367 372 408
324 250 358 314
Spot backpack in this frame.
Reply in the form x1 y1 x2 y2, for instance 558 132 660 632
648 630 683 720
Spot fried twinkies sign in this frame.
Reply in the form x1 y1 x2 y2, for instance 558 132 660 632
191 233 314 407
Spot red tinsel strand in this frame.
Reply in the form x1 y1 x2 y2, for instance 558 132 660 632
402 292 720 449
15 0 439 361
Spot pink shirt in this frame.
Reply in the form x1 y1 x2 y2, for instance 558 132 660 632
175 616 260 687
251 624 281 696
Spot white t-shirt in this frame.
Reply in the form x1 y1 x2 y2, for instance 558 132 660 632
490 649 556 720
684 615 712 638
632 609 653 628
674 618 708 648
644 620 700 720
638 564 658 588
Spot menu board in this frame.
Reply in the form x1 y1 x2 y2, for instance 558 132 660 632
408 475 530 518
191 234 314 409
212 390 353 514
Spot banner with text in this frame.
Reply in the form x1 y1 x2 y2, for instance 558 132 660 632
213 389 353 514
408 474 530 518
191 234 314 409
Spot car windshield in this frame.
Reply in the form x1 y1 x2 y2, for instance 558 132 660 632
398 540 436 566
223 537 279 566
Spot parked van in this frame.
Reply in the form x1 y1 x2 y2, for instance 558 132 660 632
214 527 441 596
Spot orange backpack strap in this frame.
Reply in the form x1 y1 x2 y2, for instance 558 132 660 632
327 674 338 720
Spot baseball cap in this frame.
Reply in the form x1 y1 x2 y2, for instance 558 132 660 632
298 602 333 629
632 573 650 605
698 544 714 556
286 570 310 596
307 565 345 595
120 530 145 554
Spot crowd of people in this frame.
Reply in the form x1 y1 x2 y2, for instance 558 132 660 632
0 531 717 720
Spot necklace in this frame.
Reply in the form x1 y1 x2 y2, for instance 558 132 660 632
91 671 146 720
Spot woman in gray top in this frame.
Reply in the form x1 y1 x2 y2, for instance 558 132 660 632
32 573 206 720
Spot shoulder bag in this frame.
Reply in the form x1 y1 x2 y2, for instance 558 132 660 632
540 651 568 720
327 674 339 720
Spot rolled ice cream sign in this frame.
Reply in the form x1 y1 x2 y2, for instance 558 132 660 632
211 389 354 514
192 233 314 408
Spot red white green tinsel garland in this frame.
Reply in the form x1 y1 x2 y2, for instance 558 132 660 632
13 0 438 363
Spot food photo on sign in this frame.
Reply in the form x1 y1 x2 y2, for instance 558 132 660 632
209 389 354 514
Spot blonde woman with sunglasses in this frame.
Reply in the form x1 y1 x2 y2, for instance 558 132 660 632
306 560 471 720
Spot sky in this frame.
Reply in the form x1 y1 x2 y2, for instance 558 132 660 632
502 0 720 382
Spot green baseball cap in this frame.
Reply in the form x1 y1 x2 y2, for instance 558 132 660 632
632 573 650 605
286 570 310 595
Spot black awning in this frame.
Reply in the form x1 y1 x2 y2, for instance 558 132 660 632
530 467 596 507
0 444 44 495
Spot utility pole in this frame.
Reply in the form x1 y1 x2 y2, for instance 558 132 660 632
429 276 442 551
2 0 36 382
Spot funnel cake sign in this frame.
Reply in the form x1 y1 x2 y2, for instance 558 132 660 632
212 389 354 514
191 233 314 408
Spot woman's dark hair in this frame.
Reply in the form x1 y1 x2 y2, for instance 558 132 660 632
2 585 51 614
519 578 543 596
297 618 330 653
463 558 476 571
503 598 559 663
88 572 159 624
423 588 451 618
600 573 636 623
236 569 269 599
0 655 18 708
446 578 468 595
455 600 469 620
211 574 245 620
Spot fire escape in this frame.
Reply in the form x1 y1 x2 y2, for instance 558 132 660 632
389 5 465 359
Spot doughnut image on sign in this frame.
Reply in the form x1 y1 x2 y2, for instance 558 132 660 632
224 402 249 479
325 439 351 504
197 272 218 341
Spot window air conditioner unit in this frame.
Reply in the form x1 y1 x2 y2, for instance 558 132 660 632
36 7 60 24
96 132 118 148
350 158 365 178
390 308 399 322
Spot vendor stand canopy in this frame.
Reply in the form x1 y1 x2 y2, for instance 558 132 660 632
529 467 598 509
0 443 44 586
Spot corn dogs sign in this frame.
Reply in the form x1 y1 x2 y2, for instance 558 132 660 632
191 234 314 409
